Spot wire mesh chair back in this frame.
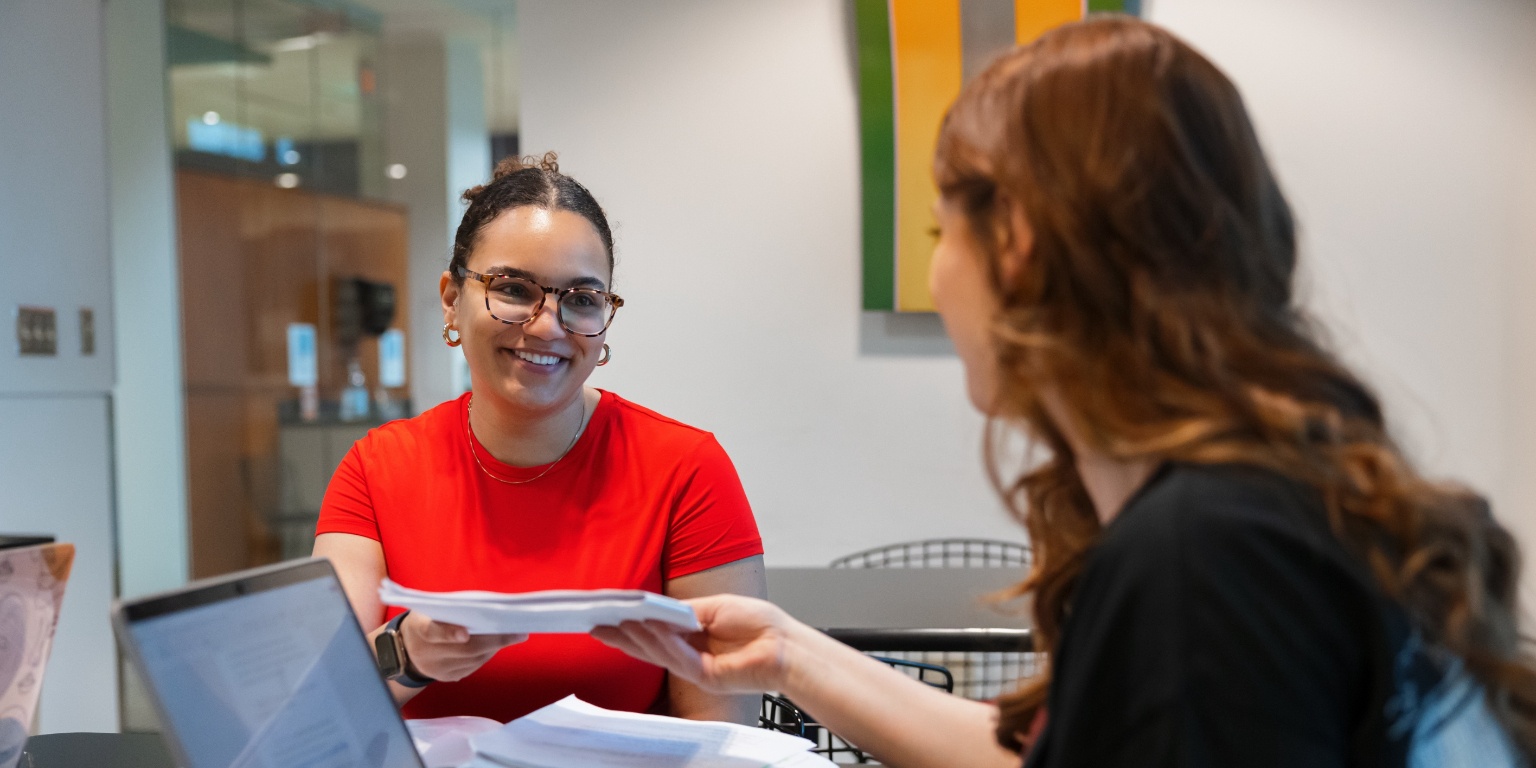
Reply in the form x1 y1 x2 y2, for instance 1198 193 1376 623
759 657 952 764
830 537 1038 702
829 537 1031 569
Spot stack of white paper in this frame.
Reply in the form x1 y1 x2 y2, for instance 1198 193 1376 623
378 580 701 635
406 716 503 768
430 696 837 768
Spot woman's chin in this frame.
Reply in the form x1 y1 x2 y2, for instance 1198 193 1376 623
494 385 571 414
965 379 1001 416
481 374 584 417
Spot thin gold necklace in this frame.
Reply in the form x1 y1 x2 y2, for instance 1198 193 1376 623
465 397 587 485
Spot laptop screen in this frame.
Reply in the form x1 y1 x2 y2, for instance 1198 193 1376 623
119 561 421 768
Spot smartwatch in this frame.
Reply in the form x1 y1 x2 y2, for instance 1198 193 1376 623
375 610 435 688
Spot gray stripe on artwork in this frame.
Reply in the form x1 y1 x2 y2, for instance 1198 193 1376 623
961 0 1017 82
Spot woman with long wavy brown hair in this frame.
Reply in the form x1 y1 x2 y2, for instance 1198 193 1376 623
593 15 1534 768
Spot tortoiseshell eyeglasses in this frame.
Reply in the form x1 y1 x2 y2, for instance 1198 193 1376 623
458 266 623 337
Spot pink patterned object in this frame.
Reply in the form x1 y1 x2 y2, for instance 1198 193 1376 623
0 543 73 768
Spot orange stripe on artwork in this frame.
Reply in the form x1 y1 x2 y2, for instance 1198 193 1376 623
891 0 962 312
1015 0 1083 45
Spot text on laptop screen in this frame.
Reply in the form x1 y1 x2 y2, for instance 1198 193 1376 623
128 576 419 768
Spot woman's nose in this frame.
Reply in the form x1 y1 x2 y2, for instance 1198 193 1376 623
522 299 567 339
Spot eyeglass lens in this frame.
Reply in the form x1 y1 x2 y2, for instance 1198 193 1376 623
484 276 614 335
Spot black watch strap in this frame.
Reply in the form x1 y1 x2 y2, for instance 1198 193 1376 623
381 610 435 688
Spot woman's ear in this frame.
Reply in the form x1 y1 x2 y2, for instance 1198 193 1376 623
993 197 1035 287
439 270 460 327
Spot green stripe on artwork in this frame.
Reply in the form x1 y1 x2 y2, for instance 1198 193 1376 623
855 0 896 311
1087 0 1126 13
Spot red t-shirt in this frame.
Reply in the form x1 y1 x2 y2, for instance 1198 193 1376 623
316 390 763 722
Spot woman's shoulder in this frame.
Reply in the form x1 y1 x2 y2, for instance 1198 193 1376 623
1093 462 1367 594
1109 462 1333 548
598 391 719 445
349 394 467 461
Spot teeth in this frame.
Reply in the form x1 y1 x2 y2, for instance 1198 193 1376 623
513 350 561 366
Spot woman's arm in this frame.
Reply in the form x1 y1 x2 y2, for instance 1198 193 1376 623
778 619 1020 768
315 532 389 627
663 555 767 725
314 532 524 706
595 595 1020 768
314 532 420 706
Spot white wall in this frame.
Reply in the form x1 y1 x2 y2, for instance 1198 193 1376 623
0 400 118 733
517 0 1536 585
517 0 1019 566
1147 0 1536 613
0 0 120 732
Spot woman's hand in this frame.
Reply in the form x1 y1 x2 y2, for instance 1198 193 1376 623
401 612 526 682
599 595 1020 768
592 594 802 694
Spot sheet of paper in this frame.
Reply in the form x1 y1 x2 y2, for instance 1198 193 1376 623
378 580 700 635
766 753 838 768
406 716 503 768
468 696 817 768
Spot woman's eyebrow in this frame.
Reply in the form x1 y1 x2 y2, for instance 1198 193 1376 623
484 266 606 290
483 266 539 280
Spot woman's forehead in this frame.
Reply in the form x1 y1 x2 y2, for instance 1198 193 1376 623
469 207 610 284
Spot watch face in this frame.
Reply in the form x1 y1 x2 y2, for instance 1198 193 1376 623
374 631 402 677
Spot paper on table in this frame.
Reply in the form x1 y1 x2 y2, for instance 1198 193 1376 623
406 716 503 768
467 696 831 768
378 580 701 635
766 753 839 768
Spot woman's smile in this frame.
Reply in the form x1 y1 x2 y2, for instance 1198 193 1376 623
505 347 570 373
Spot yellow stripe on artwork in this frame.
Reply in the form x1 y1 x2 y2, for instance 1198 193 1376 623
1016 0 1084 45
891 0 962 312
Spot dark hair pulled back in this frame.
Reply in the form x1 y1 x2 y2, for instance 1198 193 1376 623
451 151 615 282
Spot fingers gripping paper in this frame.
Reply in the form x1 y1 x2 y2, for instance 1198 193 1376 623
378 581 701 635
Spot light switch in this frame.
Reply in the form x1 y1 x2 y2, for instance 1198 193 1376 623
80 307 95 355
16 306 57 356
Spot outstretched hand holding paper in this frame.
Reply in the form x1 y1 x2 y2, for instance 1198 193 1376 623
378 580 701 635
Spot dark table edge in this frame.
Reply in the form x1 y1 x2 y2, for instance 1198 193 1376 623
822 627 1034 653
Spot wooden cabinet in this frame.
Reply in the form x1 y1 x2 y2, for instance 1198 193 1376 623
177 169 409 578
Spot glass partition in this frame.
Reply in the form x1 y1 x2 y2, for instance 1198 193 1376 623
167 0 405 578
167 0 384 198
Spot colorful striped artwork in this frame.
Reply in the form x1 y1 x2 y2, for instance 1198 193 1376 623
858 0 1141 312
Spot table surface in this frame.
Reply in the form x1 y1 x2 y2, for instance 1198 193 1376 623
24 732 884 768
824 626 1033 653
20 732 173 768
37 570 1025 768
765 566 1031 630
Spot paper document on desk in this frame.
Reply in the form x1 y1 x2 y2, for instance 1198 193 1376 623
379 580 700 635
407 716 503 768
461 696 835 768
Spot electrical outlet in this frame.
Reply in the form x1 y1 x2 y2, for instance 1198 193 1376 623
80 307 95 355
16 306 57 356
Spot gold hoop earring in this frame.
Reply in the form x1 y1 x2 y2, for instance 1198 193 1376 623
442 324 462 347
597 343 611 366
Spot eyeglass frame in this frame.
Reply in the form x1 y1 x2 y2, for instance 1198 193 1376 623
456 266 625 337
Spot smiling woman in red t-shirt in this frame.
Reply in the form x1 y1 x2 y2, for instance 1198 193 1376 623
313 152 765 725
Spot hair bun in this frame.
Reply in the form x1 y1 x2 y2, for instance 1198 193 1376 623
494 151 560 179
463 152 561 203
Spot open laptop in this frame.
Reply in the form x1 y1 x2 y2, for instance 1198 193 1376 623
112 558 424 768
0 536 72 768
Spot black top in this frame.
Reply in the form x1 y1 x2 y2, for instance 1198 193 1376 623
1021 462 1512 768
